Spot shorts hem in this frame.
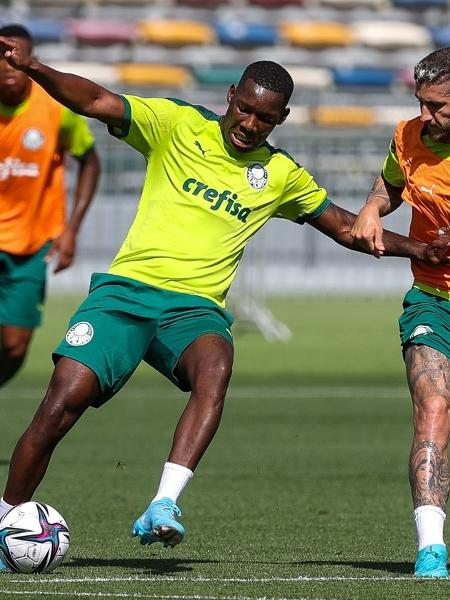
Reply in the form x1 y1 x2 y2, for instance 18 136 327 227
402 338 450 361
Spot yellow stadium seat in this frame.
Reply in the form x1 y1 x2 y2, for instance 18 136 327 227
311 106 376 127
280 22 353 48
138 20 216 47
117 64 193 87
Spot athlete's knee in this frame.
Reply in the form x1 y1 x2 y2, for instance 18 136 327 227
1 338 30 362
414 394 450 434
30 360 98 441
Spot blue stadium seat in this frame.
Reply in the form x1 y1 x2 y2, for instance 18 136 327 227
213 21 279 48
430 26 450 47
393 0 448 8
331 67 396 87
20 19 65 43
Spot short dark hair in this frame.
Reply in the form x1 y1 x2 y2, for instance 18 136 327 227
414 47 450 86
239 61 294 103
0 24 33 48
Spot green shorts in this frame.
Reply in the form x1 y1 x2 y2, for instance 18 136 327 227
54 273 234 406
399 286 450 360
0 242 50 329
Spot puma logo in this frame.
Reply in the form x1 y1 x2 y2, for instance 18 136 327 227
194 140 208 157
419 184 436 198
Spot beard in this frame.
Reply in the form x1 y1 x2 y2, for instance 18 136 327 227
426 123 450 142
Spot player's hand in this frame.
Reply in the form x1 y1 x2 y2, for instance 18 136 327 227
422 235 450 265
46 229 77 273
0 36 31 70
351 205 385 258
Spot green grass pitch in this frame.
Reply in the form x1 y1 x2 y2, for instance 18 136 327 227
0 295 449 599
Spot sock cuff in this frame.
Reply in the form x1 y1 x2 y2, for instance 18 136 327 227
164 462 193 478
414 505 446 520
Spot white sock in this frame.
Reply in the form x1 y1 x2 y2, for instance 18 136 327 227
0 497 14 521
152 462 193 504
414 505 446 550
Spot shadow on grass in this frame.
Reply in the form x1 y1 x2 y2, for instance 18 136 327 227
296 560 414 575
0 459 10 466
65 557 218 573
66 557 415 575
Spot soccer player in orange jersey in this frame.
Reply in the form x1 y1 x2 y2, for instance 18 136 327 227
0 24 100 386
352 48 450 578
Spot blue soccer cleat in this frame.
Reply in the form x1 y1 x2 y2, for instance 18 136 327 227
132 497 185 548
0 554 8 572
415 544 449 578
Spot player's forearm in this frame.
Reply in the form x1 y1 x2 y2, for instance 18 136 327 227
337 225 426 260
312 203 428 261
25 60 109 119
67 148 100 233
365 175 403 217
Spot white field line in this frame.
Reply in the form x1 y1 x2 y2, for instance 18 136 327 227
0 592 333 600
4 575 418 583
0 386 409 401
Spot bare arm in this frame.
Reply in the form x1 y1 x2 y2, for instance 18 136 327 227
351 174 404 258
0 36 124 128
310 202 450 264
48 147 101 273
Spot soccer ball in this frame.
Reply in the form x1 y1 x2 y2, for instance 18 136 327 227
0 501 70 573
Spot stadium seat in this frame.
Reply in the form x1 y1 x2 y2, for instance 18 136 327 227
192 65 244 85
48 62 119 85
286 66 333 89
316 0 385 7
175 0 231 5
311 106 376 127
396 67 415 88
331 66 397 87
249 0 304 6
138 20 216 47
430 26 450 48
213 21 279 48
374 105 418 127
280 22 352 48
117 63 192 87
19 18 65 43
66 19 136 46
393 0 448 8
352 21 431 49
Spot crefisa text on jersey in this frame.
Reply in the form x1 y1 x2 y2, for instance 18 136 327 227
182 178 252 223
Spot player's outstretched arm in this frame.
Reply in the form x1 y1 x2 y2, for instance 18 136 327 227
0 36 124 128
309 202 450 265
350 175 404 258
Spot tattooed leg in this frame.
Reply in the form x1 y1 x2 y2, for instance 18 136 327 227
405 345 450 510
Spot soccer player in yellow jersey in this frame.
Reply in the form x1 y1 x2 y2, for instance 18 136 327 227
0 38 448 566
352 48 450 578
0 24 100 387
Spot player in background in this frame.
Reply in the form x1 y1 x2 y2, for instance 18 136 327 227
352 48 450 578
0 39 449 570
0 24 100 387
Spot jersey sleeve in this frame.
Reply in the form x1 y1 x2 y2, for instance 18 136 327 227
59 107 95 158
108 96 184 157
382 138 405 187
275 163 329 223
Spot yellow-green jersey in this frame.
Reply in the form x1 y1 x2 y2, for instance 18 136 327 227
108 96 329 306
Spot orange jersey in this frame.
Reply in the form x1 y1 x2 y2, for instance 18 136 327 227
394 117 450 291
0 82 93 255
